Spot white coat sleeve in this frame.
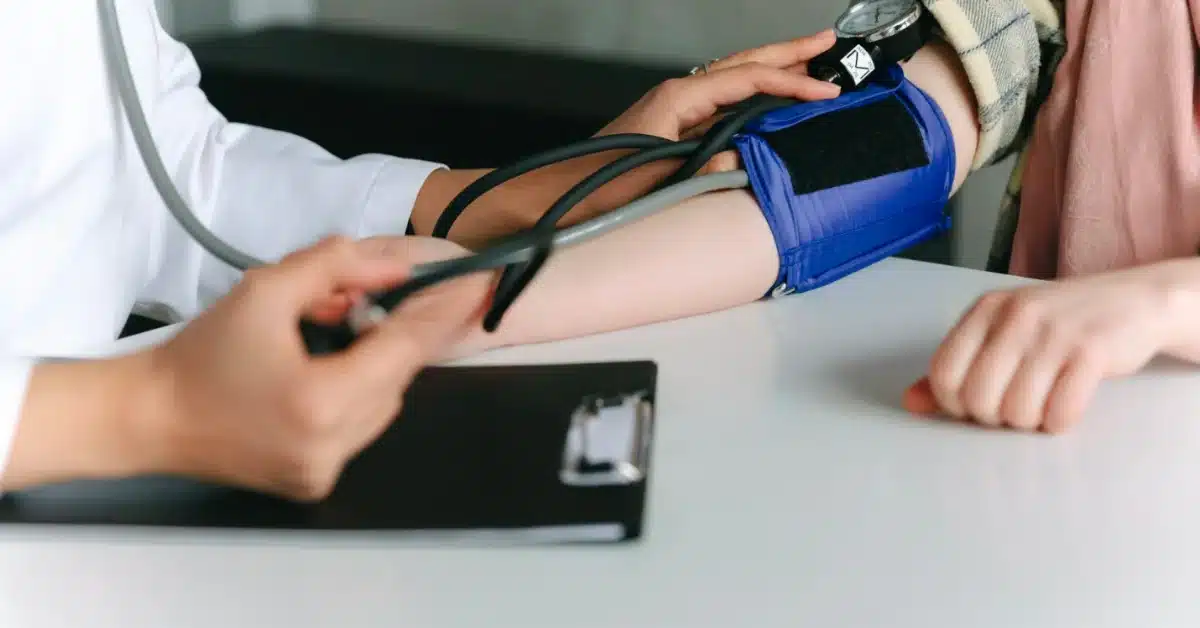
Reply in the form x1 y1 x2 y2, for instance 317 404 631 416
135 3 446 317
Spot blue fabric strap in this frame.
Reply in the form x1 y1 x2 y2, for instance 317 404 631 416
733 64 956 298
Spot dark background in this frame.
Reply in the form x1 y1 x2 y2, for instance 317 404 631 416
187 26 683 166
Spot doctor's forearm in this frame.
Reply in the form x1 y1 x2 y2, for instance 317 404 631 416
409 156 624 248
408 168 504 246
2 355 163 491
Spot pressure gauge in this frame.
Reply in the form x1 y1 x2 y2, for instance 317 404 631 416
836 0 924 42
808 0 933 91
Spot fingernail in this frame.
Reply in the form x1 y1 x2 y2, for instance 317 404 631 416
902 381 941 416
806 79 840 98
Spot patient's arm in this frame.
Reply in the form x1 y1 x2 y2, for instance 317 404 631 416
464 39 980 353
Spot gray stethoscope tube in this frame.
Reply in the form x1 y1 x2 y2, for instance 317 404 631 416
96 0 749 306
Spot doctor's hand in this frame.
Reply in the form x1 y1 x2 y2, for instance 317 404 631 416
585 30 841 208
900 261 1200 434
141 236 490 501
410 31 839 245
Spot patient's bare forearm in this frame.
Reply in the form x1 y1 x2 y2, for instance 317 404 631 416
472 188 777 351
465 39 980 352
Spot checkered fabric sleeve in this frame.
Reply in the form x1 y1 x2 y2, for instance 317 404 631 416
916 0 1066 272
919 0 1066 170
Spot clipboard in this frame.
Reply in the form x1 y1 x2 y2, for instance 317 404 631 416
0 360 658 544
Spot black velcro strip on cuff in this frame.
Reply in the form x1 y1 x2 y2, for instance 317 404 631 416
757 95 929 195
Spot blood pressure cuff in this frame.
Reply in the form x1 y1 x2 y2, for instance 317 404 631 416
732 64 955 298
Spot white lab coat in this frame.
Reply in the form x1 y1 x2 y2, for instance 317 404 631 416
0 3 444 477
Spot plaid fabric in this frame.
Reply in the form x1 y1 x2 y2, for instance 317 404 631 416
918 0 1067 271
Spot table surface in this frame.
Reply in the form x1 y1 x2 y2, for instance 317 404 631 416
3 258 1199 628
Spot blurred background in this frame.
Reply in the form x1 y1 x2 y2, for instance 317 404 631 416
158 0 1016 270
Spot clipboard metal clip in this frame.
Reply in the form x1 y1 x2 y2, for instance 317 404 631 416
560 390 654 488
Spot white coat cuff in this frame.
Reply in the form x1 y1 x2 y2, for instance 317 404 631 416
357 157 447 238
0 357 35 494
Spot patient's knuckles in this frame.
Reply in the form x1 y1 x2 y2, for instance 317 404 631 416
1000 395 1041 432
971 291 1009 316
962 385 1001 427
999 293 1049 330
925 368 952 397
927 371 964 416
1070 344 1107 375
927 349 966 395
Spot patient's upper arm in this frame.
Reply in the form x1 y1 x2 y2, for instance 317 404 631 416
901 39 981 195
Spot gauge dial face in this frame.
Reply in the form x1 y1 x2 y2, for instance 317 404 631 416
837 0 918 37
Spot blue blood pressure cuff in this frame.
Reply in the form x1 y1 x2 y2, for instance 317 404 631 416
732 64 955 298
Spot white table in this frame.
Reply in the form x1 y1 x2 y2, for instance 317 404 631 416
2 258 1200 628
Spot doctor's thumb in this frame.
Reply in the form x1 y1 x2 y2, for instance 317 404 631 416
266 236 414 313
328 283 492 378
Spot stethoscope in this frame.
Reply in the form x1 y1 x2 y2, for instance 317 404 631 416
96 0 924 353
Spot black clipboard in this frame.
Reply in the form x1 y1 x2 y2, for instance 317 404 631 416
0 360 658 544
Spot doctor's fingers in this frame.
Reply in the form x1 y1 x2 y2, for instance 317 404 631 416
249 236 414 316
318 274 491 385
301 235 475 324
661 62 840 132
707 30 837 73
675 57 812 168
